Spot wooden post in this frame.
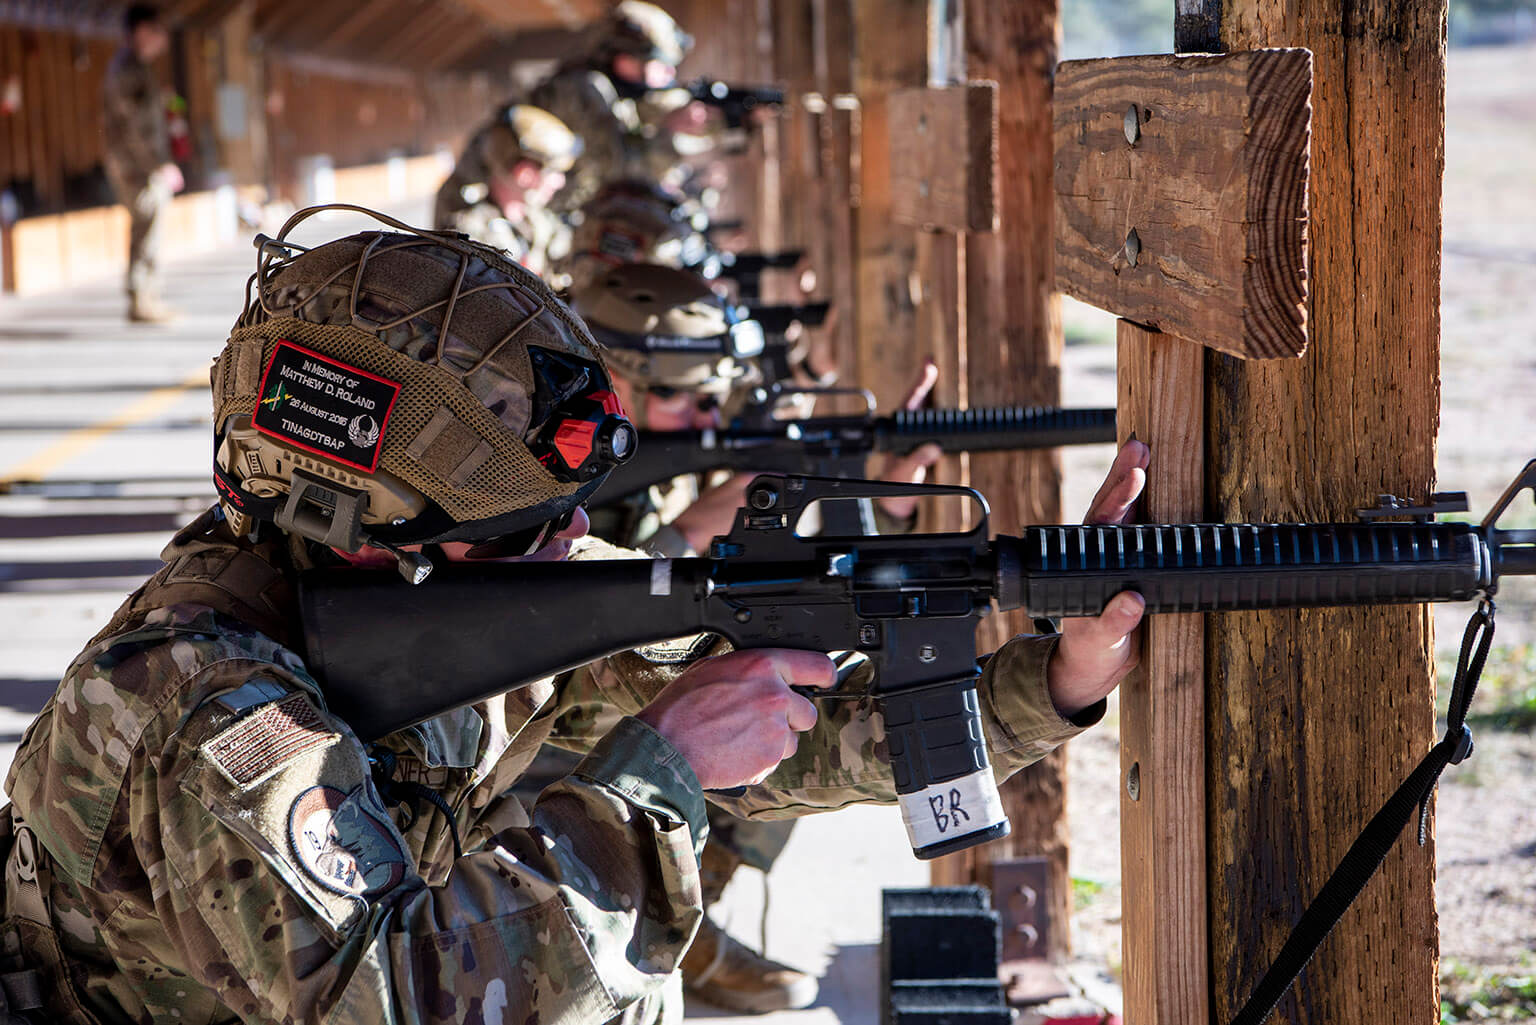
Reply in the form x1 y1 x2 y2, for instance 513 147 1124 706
1115 325 1209 1025
922 0 1072 968
814 0 859 376
851 0 925 406
1207 3 1446 1022
1053 40 1312 1025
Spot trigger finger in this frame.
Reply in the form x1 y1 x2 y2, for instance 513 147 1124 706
785 690 819 733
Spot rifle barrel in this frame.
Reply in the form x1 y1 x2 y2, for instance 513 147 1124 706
995 521 1497 618
880 406 1117 454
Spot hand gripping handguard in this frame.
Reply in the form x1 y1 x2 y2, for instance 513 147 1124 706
299 462 1536 859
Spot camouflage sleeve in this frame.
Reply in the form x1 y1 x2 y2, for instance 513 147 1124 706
159 681 706 1022
684 633 1102 821
102 58 170 184
545 618 1098 822
532 71 629 213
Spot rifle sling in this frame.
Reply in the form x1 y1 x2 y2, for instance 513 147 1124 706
1228 599 1494 1025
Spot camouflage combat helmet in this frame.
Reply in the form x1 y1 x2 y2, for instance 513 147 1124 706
568 263 763 417
484 104 583 178
600 1 691 69
568 179 712 288
211 204 635 580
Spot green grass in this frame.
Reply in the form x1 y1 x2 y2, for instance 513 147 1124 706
1070 875 1106 911
1441 957 1536 1023
1438 643 1536 732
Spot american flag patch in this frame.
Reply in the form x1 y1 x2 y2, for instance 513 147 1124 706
203 692 339 789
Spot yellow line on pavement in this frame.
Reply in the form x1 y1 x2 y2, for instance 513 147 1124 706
0 368 210 486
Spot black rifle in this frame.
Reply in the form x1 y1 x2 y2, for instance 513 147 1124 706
715 249 802 300
685 78 785 130
587 405 1120 524
746 301 831 337
300 463 1536 859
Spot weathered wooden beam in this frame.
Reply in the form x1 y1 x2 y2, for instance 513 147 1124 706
852 0 925 406
1116 322 1208 1025
814 0 859 378
1053 49 1312 359
926 0 1071 973
889 82 996 233
1206 3 1446 1023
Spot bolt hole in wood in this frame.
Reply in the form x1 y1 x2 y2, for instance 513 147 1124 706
1112 227 1142 275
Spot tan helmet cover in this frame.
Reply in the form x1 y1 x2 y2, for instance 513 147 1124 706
484 105 582 176
568 182 696 287
212 204 619 551
603 1 690 67
569 263 754 395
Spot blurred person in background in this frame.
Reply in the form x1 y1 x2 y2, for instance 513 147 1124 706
433 104 583 283
103 3 184 324
528 1 720 214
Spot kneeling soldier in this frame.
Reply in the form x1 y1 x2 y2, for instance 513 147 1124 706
0 207 1147 1024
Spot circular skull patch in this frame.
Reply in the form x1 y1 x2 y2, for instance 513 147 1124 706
288 785 408 897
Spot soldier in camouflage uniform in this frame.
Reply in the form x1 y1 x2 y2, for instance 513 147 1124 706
0 206 1148 1022
568 264 955 1013
528 2 718 214
102 4 184 324
433 104 582 282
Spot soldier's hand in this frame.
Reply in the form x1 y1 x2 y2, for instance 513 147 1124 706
156 162 184 194
1047 439 1149 716
873 357 941 520
637 649 837 789
663 100 717 136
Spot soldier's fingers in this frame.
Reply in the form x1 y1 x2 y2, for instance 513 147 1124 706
784 688 819 733
1062 591 1145 655
767 649 838 691
1085 440 1149 525
782 731 801 762
901 357 940 410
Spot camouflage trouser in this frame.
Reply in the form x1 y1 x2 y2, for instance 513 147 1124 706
108 171 169 305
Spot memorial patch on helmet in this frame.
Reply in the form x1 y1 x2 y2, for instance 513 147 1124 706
289 785 409 898
251 340 401 472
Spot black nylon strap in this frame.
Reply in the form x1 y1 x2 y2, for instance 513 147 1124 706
1229 600 1495 1025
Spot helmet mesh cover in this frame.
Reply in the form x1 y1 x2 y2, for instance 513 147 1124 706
213 210 616 535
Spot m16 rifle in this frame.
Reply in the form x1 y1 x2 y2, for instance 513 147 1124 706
300 462 1536 861
684 78 785 130
587 405 1119 525
715 249 802 301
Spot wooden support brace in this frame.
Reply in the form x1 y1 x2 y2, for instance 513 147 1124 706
1054 50 1312 359
888 82 998 233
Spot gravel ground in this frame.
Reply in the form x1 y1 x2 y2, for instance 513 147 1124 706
1056 40 1536 1021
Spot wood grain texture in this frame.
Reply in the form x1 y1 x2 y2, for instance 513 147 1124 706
889 82 998 232
1116 322 1209 1025
816 0 861 379
852 0 926 407
927 0 1072 962
1053 49 1312 359
1206 3 1446 1023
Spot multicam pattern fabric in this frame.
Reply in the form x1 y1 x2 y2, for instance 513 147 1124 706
4 516 1088 1022
436 200 572 283
527 69 696 214
102 46 170 188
